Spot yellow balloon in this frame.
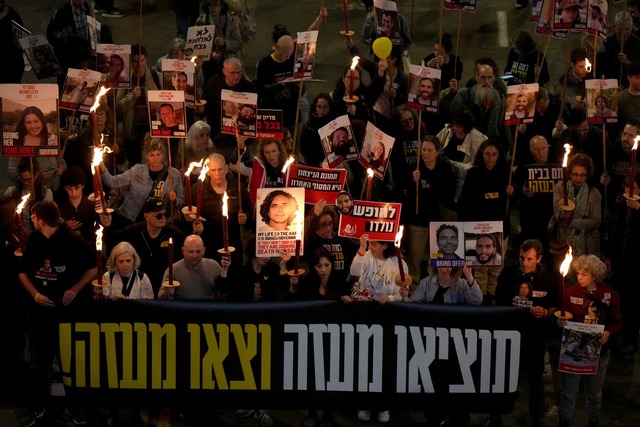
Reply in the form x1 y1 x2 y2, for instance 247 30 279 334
372 37 393 59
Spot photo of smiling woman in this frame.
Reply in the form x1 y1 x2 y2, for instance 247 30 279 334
14 106 49 146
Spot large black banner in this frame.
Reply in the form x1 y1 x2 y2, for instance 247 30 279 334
58 301 528 412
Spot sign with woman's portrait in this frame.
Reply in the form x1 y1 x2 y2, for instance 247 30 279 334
1 84 59 157
97 44 131 89
585 79 617 125
359 121 394 179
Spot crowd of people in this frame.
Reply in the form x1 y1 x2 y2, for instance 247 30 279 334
2 1 640 427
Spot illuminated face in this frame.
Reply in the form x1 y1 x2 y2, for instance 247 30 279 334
208 0 222 17
595 96 606 110
268 195 291 226
206 158 227 185
400 111 414 132
530 138 549 164
222 101 237 116
64 184 83 200
475 236 496 263
570 165 588 188
560 6 580 23
19 172 33 190
621 124 639 153
625 180 640 197
331 129 349 150
25 113 43 136
262 142 280 167
182 239 205 268
368 240 387 258
372 142 384 161
146 149 164 169
196 129 210 149
146 209 168 226
159 105 176 126
275 38 295 61
239 106 255 121
434 43 445 58
519 248 541 274
315 256 332 279
109 57 123 76
343 69 361 92
315 98 330 117
476 64 495 88
336 194 352 214
628 73 640 92
132 54 147 75
421 140 438 164
419 79 434 100
317 214 333 239
222 63 243 86
382 14 393 36
574 59 588 79
515 95 528 112
437 228 458 255
576 269 595 288
172 73 188 91
483 145 499 170
95 109 107 129
116 253 134 277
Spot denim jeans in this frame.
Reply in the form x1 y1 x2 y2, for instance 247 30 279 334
559 350 610 423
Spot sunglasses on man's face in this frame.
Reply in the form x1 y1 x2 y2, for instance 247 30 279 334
151 211 170 220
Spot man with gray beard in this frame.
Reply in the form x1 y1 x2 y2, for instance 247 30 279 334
451 62 508 148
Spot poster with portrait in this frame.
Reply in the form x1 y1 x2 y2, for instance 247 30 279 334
59 68 102 112
536 0 568 39
185 25 215 61
559 322 605 374
338 200 401 242
293 31 318 80
255 187 306 257
504 83 538 126
286 164 347 205
586 0 607 40
429 221 504 268
96 44 130 89
1 84 59 157
530 0 544 22
162 59 196 108
20 35 63 80
256 109 284 139
374 0 401 45
444 0 478 12
585 79 617 125
525 164 564 193
147 90 187 138
87 15 101 56
359 122 394 179
318 115 359 168
220 89 258 137
553 0 587 31
407 65 441 112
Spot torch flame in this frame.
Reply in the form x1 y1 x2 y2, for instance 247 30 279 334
633 136 639 151
367 168 374 178
198 159 210 182
559 246 573 277
90 145 113 173
190 55 198 63
350 56 360 71
294 210 302 241
282 155 295 173
185 159 204 177
562 143 573 168
16 193 30 214
95 224 104 251
222 191 229 218
585 58 592 73
394 225 404 248
89 86 111 113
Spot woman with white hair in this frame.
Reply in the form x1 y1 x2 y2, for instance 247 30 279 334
184 120 215 170
558 254 622 427
100 242 154 299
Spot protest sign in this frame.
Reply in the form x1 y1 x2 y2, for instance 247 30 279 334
585 79 617 125
20 35 63 80
286 164 347 205
429 221 504 268
407 65 441 113
359 121 394 179
162 59 196 108
185 25 215 60
255 187 305 257
504 84 538 126
220 89 258 137
148 90 187 138
59 68 102 112
319 115 359 168
97 44 131 89
256 109 284 139
294 31 318 80
559 322 605 375
338 200 401 241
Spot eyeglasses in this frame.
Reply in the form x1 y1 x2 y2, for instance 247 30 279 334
319 221 333 228
225 69 243 75
571 173 588 179
152 212 170 220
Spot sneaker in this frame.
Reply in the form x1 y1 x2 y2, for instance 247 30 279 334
66 408 89 426
255 410 274 427
102 8 124 18
357 410 370 421
377 411 390 423
20 408 45 427
485 415 503 427
236 409 255 418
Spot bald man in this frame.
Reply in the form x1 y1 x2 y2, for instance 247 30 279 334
158 235 230 300
255 35 299 127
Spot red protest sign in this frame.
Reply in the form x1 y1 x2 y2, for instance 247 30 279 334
338 200 401 242
286 164 347 205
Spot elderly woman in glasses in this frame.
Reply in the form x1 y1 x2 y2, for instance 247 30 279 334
549 153 602 264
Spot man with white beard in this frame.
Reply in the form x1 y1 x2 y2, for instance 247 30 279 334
451 62 507 147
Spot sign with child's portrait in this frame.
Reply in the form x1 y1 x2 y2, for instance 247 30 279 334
1 84 59 157
585 79 617 125
504 83 538 126
220 89 258 137
255 187 305 257
147 90 187 138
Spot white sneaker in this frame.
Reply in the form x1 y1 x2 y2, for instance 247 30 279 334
377 411 390 423
357 410 370 421
255 410 274 427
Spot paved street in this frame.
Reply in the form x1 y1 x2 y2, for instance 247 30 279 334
1 1 639 426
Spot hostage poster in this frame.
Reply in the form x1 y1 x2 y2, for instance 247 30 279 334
256 187 306 257
338 200 402 242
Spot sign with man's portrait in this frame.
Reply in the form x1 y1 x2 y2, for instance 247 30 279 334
220 89 258 138
59 68 102 112
97 44 131 89
255 187 305 257
162 59 196 108
293 31 318 80
429 221 504 268
407 65 441 112
374 0 401 45
504 83 538 126
318 115 359 168
147 90 187 138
